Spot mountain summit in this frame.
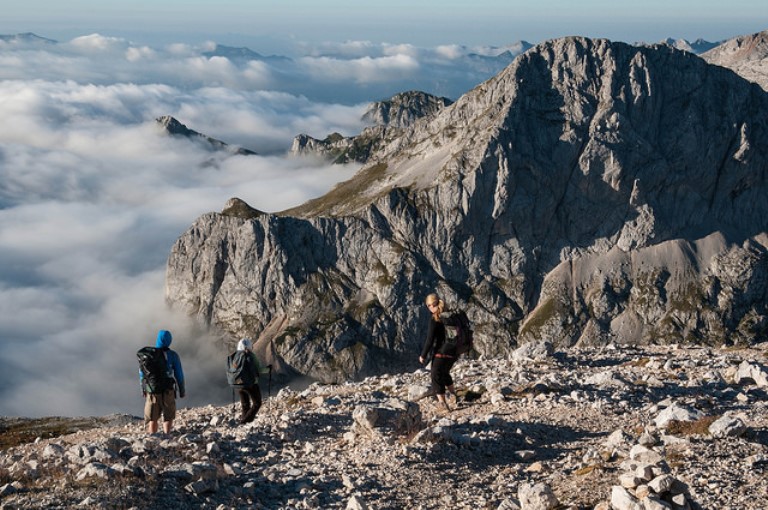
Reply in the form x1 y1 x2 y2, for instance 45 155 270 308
290 91 453 164
701 30 768 91
167 36 768 383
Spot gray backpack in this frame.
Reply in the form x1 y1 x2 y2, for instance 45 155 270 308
226 350 256 387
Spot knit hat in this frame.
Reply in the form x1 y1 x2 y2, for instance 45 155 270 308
237 338 253 351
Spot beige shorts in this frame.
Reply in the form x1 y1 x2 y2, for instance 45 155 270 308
144 389 176 423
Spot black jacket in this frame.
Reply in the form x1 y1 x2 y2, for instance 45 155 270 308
420 314 460 359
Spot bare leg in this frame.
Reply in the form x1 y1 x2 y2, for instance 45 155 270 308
437 394 451 411
414 388 436 402
147 420 158 434
163 421 172 434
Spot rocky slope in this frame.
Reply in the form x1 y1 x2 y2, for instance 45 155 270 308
701 30 768 91
2 343 768 509
166 36 768 384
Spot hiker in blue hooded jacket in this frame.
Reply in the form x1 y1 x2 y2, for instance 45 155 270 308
139 329 185 434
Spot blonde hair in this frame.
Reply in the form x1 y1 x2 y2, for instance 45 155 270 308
425 293 445 321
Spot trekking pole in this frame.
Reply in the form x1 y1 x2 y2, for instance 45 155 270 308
267 364 272 412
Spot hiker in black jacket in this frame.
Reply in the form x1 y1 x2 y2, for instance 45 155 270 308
232 338 271 424
419 293 459 411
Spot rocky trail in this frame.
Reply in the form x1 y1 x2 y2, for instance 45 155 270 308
2 342 768 509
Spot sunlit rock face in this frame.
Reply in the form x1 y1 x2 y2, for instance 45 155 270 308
167 36 768 383
700 30 768 92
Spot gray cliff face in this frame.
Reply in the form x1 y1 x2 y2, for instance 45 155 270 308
167 37 768 383
289 127 390 164
361 90 453 129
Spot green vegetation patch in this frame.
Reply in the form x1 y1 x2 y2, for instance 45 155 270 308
0 417 109 450
519 297 559 338
281 163 390 217
221 199 264 219
666 415 720 436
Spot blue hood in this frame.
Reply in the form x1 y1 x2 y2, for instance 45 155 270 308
155 330 172 348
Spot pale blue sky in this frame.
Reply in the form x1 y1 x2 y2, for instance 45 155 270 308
2 0 767 51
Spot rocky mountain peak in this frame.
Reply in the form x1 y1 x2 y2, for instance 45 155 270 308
361 90 453 129
659 37 719 54
221 197 265 220
166 36 768 386
156 115 257 156
290 90 451 164
701 30 768 91
702 30 768 64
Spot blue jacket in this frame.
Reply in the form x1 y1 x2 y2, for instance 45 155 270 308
139 330 186 396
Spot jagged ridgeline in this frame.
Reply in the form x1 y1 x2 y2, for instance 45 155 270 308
290 90 453 164
166 36 768 383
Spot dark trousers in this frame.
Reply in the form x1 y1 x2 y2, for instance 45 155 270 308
430 356 455 395
238 384 262 423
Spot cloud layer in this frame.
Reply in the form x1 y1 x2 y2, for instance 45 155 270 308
0 33 514 417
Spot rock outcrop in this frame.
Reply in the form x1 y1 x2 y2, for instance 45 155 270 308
361 90 454 130
290 91 452 164
167 36 768 383
701 30 768 91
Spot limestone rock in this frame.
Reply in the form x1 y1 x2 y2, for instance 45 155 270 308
518 482 559 510
291 91 451 164
701 30 768 91
734 360 768 387
654 404 704 429
708 414 747 438
167 36 768 384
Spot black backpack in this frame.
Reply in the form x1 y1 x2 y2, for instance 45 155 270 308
439 310 474 357
137 346 174 394
226 350 256 387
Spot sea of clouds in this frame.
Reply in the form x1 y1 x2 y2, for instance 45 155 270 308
0 32 519 417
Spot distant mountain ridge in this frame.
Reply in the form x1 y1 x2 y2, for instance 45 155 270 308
659 37 720 54
0 32 530 102
202 44 291 64
167 35 768 384
156 115 257 156
0 32 56 45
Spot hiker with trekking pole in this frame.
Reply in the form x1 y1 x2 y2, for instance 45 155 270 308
226 338 272 425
